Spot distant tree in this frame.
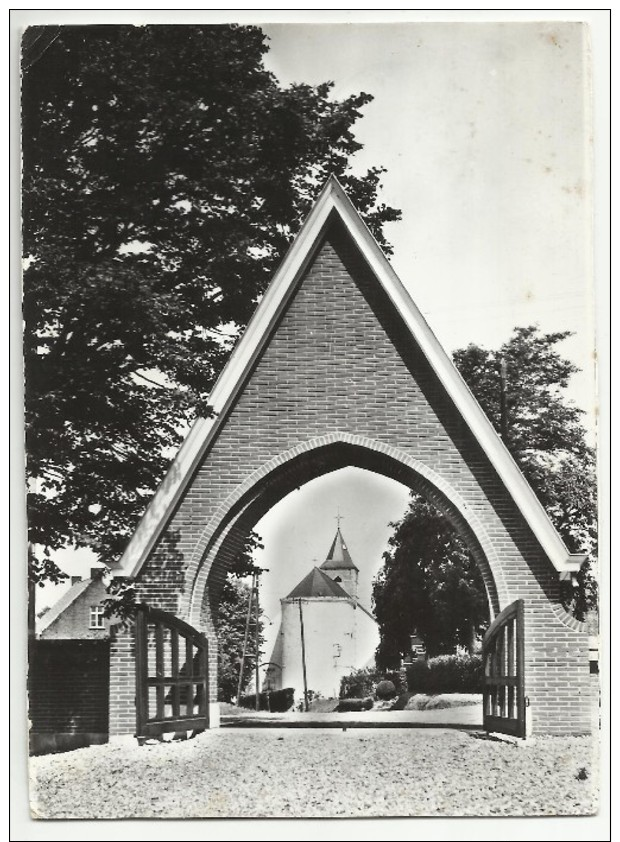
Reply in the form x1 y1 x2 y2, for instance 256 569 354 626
373 326 597 667
214 531 265 702
21 24 401 584
373 499 489 664
454 326 597 618
216 578 265 703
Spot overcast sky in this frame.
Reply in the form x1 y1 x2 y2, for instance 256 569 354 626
35 20 599 647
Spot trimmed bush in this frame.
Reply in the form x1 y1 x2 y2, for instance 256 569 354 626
336 698 368 712
238 687 295 712
362 696 374 711
339 668 404 699
407 693 481 710
406 653 483 694
375 679 397 700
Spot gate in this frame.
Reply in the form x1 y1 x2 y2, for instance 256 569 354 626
482 599 526 738
134 605 209 740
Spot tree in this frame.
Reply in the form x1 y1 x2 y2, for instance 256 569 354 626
454 326 597 618
214 530 265 702
373 326 597 667
373 498 489 664
215 577 265 703
21 24 401 583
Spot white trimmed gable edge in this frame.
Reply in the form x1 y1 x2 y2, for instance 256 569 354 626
115 177 586 580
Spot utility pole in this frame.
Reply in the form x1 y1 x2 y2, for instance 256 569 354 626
254 574 260 712
298 598 309 713
236 571 255 705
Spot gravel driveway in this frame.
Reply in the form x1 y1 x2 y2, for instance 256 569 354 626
29 728 597 820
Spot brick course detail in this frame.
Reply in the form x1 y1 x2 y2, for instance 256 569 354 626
112 218 591 736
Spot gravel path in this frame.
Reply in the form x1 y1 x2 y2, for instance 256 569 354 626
29 728 598 820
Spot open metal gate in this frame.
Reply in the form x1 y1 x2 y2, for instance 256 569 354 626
135 605 209 741
482 599 526 738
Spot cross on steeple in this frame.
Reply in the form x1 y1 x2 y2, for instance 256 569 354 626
335 509 344 528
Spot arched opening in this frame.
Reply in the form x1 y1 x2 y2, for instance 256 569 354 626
249 467 490 705
248 466 412 699
186 437 504 629
182 436 506 721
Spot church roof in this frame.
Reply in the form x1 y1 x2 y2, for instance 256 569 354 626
320 527 358 572
285 567 351 600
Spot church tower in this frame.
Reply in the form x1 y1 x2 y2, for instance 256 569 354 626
265 518 378 698
320 524 359 599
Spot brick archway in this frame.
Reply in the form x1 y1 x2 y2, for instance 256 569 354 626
183 433 506 633
110 179 592 736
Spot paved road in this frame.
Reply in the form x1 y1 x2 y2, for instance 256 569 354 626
221 704 482 728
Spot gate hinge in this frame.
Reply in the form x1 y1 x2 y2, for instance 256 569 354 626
524 696 530 707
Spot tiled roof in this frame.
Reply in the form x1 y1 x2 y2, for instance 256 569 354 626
320 527 358 571
36 578 94 634
285 567 351 600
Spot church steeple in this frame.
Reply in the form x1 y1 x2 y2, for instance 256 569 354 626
320 522 359 598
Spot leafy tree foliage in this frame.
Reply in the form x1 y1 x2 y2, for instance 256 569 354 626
374 498 489 664
454 326 597 619
21 24 400 582
373 327 597 667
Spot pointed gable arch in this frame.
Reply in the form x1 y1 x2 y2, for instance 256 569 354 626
116 176 584 583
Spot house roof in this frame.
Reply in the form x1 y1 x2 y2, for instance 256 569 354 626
285 567 351 600
114 176 586 580
320 527 358 572
36 578 94 634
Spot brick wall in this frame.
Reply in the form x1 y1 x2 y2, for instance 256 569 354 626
109 624 136 737
111 218 591 736
28 640 109 754
39 578 112 639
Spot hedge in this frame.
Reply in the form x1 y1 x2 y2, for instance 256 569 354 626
336 697 374 712
238 687 295 712
339 668 404 700
405 653 483 694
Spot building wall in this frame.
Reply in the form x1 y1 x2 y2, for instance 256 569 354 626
28 640 110 755
38 579 113 640
118 222 591 735
279 597 379 699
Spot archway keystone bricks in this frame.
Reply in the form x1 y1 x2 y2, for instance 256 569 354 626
109 178 591 737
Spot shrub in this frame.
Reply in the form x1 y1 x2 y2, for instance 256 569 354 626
362 696 374 710
337 698 367 712
405 653 483 694
375 679 397 700
238 687 295 712
339 668 404 699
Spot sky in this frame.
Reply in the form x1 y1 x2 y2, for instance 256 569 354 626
34 20 600 644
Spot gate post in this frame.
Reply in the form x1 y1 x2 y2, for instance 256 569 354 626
109 622 136 738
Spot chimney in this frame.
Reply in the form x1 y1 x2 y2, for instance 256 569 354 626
71 576 82 586
91 568 103 580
